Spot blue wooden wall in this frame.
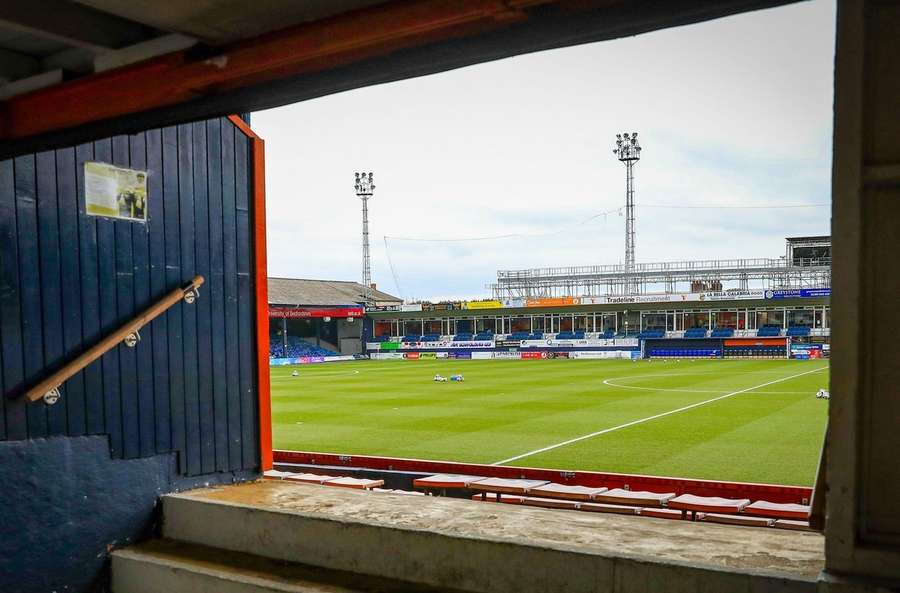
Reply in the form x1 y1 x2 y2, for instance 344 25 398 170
0 116 259 477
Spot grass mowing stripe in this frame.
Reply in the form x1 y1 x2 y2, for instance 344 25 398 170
491 365 827 466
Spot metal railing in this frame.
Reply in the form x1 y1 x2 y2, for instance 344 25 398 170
21 276 204 404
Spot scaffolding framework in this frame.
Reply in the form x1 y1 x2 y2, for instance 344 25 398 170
490 256 831 298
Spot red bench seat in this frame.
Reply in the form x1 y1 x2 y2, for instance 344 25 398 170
592 488 676 507
522 497 580 510
579 502 638 515
744 500 810 520
472 493 525 504
639 508 684 520
699 513 774 528
324 477 385 490
277 472 342 485
469 478 549 496
668 494 750 517
527 483 609 501
412 474 487 489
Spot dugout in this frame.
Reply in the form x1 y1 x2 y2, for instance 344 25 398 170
0 1 897 592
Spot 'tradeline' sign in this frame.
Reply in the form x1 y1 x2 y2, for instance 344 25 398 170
84 162 148 222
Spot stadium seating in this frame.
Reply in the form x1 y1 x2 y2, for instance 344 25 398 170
699 513 774 528
684 327 708 338
453 333 473 341
600 330 616 339
639 329 665 339
786 326 812 337
743 500 810 520
528 483 609 501
473 332 494 341
402 335 421 342
508 331 531 341
756 325 783 337
667 494 751 520
268 471 814 532
722 345 786 358
528 332 544 340
650 348 721 358
592 488 676 507
710 327 735 338
421 333 441 342
270 337 339 358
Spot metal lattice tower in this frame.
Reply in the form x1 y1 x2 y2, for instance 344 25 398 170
613 132 641 293
354 172 375 303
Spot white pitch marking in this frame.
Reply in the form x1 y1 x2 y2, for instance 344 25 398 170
602 374 808 395
491 365 827 466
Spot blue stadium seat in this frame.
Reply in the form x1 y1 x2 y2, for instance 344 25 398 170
639 329 665 339
786 326 811 337
684 328 708 338
270 336 339 358
756 325 782 337
710 327 734 338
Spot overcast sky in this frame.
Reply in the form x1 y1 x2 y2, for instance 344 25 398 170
253 0 835 302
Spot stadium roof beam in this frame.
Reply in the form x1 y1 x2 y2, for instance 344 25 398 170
0 0 803 159
489 257 831 298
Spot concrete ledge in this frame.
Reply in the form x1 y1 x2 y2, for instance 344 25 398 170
162 481 823 593
112 539 458 593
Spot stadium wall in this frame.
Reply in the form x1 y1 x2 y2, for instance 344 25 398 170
0 116 267 592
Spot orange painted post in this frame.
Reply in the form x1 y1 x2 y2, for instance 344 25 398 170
229 115 273 471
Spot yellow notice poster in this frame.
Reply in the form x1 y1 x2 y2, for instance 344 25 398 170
84 162 148 222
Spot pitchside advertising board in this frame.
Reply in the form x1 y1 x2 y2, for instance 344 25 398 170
375 350 638 361
270 355 356 365
269 306 363 318
790 343 825 359
371 338 641 351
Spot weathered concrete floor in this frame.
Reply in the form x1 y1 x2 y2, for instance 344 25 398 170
174 480 824 579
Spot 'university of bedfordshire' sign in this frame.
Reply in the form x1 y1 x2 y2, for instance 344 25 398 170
84 162 148 222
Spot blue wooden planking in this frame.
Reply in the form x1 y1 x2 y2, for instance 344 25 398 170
145 128 170 454
129 132 156 458
74 143 105 435
220 122 242 471
1 116 261 477
15 155 48 438
177 124 201 476
0 291 3 438
234 133 257 469
35 151 67 435
192 121 216 474
206 118 229 472
0 159 27 440
162 125 186 473
94 139 123 456
55 147 86 436
113 135 139 459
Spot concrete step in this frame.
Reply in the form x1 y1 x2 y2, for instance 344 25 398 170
111 539 456 593
159 480 823 593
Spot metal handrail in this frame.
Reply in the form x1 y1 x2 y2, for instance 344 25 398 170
21 275 204 404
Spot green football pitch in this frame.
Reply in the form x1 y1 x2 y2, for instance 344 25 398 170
271 358 829 486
